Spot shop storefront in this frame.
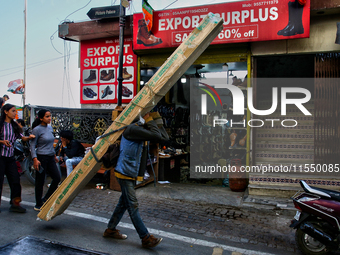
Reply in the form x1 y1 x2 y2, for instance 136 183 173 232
58 0 340 194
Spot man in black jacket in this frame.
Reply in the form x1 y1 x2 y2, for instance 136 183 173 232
59 130 85 176
103 112 169 248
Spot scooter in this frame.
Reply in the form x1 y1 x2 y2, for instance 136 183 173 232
290 180 340 254
14 139 63 185
14 139 36 185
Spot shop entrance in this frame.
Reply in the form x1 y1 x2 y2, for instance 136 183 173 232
139 47 251 186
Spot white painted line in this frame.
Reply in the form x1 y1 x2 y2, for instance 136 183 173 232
2 196 275 255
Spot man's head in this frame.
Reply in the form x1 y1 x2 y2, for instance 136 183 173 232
3 95 9 101
60 130 73 144
16 119 25 128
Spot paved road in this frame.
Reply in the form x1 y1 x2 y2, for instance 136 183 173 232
0 176 297 254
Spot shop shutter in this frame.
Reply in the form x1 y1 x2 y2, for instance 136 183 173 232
314 53 340 167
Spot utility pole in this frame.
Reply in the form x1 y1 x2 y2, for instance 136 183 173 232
23 0 27 106
116 0 128 110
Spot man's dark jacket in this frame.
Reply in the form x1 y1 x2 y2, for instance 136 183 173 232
60 140 85 158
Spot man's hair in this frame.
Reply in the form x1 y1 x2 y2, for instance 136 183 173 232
60 130 73 141
3 94 9 99
17 119 25 126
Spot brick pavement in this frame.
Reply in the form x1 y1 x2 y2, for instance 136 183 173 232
71 183 297 253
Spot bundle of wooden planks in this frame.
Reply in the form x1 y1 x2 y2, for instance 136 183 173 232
38 13 223 221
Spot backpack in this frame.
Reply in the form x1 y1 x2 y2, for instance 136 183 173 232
101 141 120 169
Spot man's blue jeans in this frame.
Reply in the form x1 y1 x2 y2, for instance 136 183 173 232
65 156 83 176
107 178 149 239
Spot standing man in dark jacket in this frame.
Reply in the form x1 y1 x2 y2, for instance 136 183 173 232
103 112 169 248
59 130 85 176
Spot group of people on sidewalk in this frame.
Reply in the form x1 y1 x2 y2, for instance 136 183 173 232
0 107 85 212
0 105 168 248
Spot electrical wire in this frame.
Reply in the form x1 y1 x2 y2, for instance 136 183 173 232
50 0 93 55
51 1 94 107
64 0 93 22
62 40 77 108
163 0 178 10
130 1 137 14
50 30 63 55
0 53 77 78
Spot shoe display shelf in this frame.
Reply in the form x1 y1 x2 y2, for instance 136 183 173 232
190 79 249 182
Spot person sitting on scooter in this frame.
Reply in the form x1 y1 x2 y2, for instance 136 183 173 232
0 104 35 213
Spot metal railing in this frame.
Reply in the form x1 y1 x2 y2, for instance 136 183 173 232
23 105 113 144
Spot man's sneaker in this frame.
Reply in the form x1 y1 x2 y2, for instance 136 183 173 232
34 205 42 211
103 228 127 239
142 234 162 248
9 205 26 213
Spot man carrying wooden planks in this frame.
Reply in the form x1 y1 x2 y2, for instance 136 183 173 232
103 112 169 248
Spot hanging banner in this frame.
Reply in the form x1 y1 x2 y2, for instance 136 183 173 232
80 37 137 104
8 79 25 94
133 0 310 50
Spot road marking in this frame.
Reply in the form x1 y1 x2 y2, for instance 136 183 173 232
212 247 224 255
2 196 274 255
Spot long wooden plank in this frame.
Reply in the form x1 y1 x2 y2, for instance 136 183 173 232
38 13 223 221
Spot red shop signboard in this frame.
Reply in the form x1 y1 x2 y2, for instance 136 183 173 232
80 37 137 104
133 0 310 50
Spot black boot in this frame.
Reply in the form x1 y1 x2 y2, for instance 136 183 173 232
277 0 304 36
84 70 96 82
277 1 294 35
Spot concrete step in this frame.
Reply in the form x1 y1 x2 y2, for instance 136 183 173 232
248 174 340 198
248 184 300 198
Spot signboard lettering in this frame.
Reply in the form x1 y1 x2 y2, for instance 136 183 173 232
80 37 137 104
133 0 310 50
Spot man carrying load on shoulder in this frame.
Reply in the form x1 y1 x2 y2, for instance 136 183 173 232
103 111 169 248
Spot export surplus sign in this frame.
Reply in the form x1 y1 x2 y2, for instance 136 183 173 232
80 37 137 104
133 0 310 50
